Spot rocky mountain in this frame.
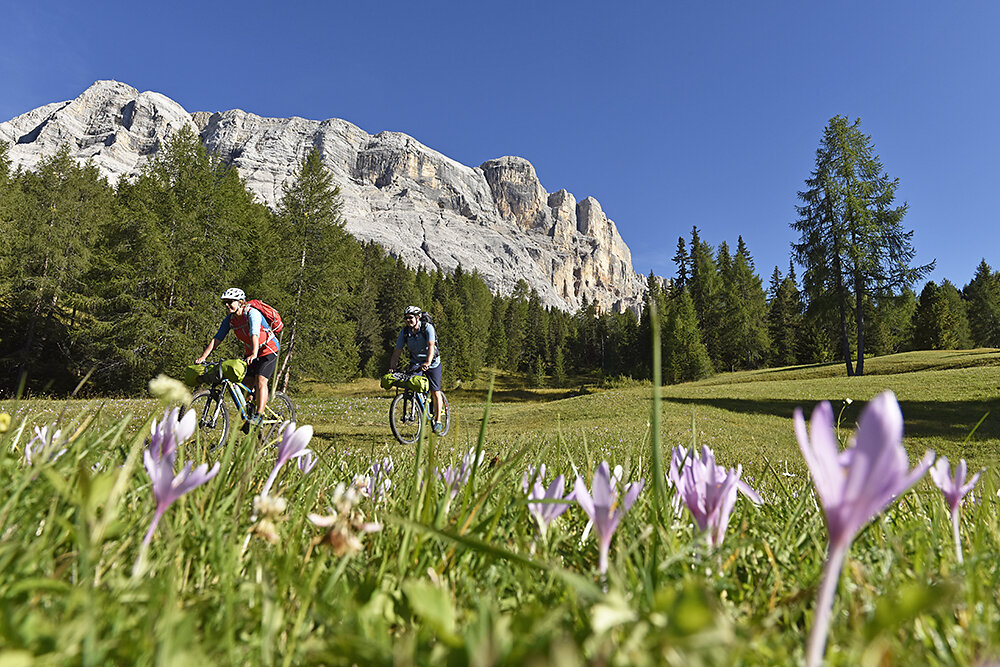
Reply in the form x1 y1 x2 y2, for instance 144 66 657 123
1 80 648 312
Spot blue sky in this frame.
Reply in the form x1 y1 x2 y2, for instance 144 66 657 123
3 1 998 289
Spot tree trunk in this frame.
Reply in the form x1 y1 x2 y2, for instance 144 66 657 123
832 235 854 376
855 273 865 376
278 327 295 393
278 243 308 393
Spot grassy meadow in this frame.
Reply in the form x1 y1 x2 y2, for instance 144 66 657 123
2 349 1000 664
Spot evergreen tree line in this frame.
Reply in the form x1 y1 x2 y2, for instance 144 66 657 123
2 126 997 396
0 131 636 395
649 226 1000 384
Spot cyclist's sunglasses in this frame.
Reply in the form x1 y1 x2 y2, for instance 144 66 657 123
404 314 417 322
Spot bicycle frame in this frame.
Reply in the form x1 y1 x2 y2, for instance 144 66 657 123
398 389 430 422
204 378 259 421
224 380 256 420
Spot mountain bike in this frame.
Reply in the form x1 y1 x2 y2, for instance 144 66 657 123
187 361 296 449
387 372 450 445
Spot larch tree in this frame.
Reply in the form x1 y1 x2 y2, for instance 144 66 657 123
273 147 360 389
792 115 932 376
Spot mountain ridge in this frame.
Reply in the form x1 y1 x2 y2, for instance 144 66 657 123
1 80 651 312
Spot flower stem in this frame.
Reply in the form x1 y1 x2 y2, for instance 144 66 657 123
142 510 163 547
951 506 964 564
261 462 282 498
807 541 848 667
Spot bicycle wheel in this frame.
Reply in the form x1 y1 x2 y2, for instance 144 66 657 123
262 392 296 441
437 393 451 436
188 389 231 450
389 392 423 445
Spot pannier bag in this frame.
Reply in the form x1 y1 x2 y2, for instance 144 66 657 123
380 372 429 393
183 364 205 387
221 358 247 383
183 360 245 387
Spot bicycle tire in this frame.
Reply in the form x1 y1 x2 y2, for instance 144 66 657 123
188 389 231 450
437 393 451 436
262 392 296 441
389 392 423 445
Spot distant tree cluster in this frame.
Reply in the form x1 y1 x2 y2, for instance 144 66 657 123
1 116 994 396
0 131 634 395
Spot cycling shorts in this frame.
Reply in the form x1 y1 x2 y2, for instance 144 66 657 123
410 362 442 392
247 352 278 381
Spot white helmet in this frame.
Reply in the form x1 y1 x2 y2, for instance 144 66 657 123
221 287 246 301
403 305 421 317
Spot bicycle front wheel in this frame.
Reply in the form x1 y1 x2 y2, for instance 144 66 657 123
263 392 296 441
389 392 423 445
188 389 231 450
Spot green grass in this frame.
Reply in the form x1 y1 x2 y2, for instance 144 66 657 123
2 350 1000 664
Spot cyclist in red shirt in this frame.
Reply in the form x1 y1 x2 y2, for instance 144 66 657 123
195 288 280 421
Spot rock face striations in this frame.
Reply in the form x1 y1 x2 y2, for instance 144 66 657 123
1 80 647 312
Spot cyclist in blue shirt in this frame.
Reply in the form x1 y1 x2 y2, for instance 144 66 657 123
388 305 444 433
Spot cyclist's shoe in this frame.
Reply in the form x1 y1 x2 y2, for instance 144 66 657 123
432 420 444 435
241 414 264 434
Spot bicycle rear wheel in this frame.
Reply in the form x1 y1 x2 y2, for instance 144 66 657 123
389 392 423 445
188 389 231 450
262 392 296 441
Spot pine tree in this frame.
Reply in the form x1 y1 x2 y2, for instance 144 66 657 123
505 280 530 371
963 259 1000 348
672 236 689 289
866 288 916 356
2 147 120 392
95 126 269 390
552 343 567 386
272 147 360 387
793 116 932 376
717 237 770 370
687 227 721 366
486 298 509 368
664 289 713 383
912 281 972 350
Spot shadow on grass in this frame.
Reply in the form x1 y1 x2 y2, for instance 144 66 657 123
662 395 1000 441
450 387 588 403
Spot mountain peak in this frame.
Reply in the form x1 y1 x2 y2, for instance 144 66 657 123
1 83 647 313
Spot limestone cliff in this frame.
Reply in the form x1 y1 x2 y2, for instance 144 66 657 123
1 80 648 312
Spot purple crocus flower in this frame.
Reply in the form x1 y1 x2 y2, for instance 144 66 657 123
24 425 67 465
522 464 547 493
796 391 934 667
674 446 755 548
573 462 644 574
929 456 983 564
260 421 315 496
297 450 318 474
670 445 763 520
142 450 220 546
527 474 572 538
149 407 196 464
437 448 484 499
367 456 393 501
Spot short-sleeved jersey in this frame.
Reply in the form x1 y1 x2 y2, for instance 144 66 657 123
396 322 440 369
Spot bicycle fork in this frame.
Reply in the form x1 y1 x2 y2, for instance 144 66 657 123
201 390 225 428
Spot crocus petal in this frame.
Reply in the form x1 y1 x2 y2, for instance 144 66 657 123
795 403 843 510
622 479 645 512
277 422 313 466
736 478 763 505
574 475 595 522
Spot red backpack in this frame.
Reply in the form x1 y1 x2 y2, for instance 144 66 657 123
245 299 284 334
